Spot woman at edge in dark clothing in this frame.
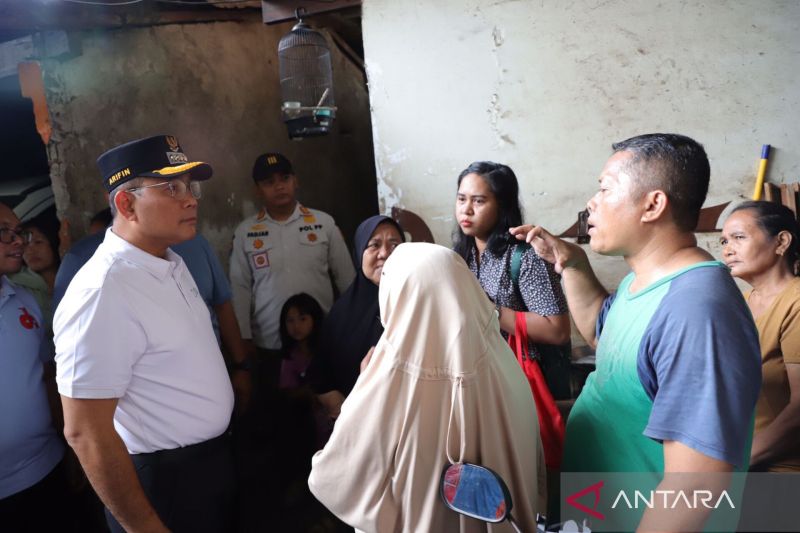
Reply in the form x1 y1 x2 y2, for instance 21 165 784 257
307 215 405 421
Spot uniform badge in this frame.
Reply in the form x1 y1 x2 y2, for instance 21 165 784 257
165 137 187 164
253 238 264 249
252 251 269 269
166 136 180 152
250 223 266 231
307 233 318 243
300 205 316 224
166 151 188 164
18 307 40 330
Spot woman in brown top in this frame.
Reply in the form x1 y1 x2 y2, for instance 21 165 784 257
721 201 800 471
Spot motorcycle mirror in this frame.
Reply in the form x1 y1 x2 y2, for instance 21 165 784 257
440 462 513 523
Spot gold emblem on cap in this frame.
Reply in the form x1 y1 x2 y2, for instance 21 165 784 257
166 136 180 152
267 155 278 165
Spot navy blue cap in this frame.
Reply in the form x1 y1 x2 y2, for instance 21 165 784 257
97 135 213 191
252 153 293 182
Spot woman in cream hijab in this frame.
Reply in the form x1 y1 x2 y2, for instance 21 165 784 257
309 242 544 532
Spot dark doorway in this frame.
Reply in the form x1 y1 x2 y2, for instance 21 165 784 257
0 71 53 221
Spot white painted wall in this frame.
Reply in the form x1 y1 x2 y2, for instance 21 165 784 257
362 0 800 277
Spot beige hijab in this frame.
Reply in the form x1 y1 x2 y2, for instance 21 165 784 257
309 243 544 532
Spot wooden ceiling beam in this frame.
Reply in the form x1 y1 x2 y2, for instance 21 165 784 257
260 0 360 25
0 2 261 35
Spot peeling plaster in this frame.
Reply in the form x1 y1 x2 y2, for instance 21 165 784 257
376 178 402 216
385 146 409 166
41 59 74 222
492 26 505 47
371 125 402 215
484 15 513 149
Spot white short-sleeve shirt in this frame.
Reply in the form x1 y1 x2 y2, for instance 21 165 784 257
54 229 234 454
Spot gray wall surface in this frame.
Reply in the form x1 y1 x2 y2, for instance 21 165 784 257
41 18 377 262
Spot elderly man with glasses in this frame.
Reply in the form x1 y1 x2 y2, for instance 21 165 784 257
54 135 238 533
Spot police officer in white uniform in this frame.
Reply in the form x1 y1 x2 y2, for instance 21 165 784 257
55 135 236 533
230 152 355 387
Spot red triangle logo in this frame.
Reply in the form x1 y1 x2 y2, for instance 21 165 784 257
565 480 605 520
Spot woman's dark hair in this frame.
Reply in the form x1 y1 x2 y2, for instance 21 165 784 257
22 211 61 270
731 200 800 275
452 161 524 261
279 293 325 357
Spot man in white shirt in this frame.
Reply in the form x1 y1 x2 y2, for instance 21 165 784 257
230 152 354 389
55 135 236 533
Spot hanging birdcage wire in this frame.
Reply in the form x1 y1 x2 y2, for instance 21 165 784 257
278 21 335 110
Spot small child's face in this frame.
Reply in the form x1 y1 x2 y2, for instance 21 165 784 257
286 307 313 342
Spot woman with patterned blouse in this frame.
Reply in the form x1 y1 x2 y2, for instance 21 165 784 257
453 161 571 398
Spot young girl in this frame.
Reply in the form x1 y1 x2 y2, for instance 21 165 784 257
453 161 572 398
278 293 324 389
242 294 336 530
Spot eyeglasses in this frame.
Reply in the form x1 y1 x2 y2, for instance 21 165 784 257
0 228 33 244
127 180 202 200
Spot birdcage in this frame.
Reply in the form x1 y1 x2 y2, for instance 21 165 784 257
278 11 336 138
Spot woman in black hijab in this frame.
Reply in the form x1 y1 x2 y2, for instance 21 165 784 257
308 215 405 416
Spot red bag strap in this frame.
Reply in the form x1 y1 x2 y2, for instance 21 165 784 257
510 311 566 469
513 311 528 362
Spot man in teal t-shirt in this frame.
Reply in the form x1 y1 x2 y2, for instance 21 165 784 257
512 134 761 531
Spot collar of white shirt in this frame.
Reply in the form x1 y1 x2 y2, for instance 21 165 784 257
261 202 306 225
0 275 17 303
102 228 182 282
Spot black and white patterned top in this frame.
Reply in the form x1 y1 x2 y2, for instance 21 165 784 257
467 243 568 357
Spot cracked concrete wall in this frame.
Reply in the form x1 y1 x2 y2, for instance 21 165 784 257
362 0 800 280
41 18 377 263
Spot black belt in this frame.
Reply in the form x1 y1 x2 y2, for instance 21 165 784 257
131 432 230 466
